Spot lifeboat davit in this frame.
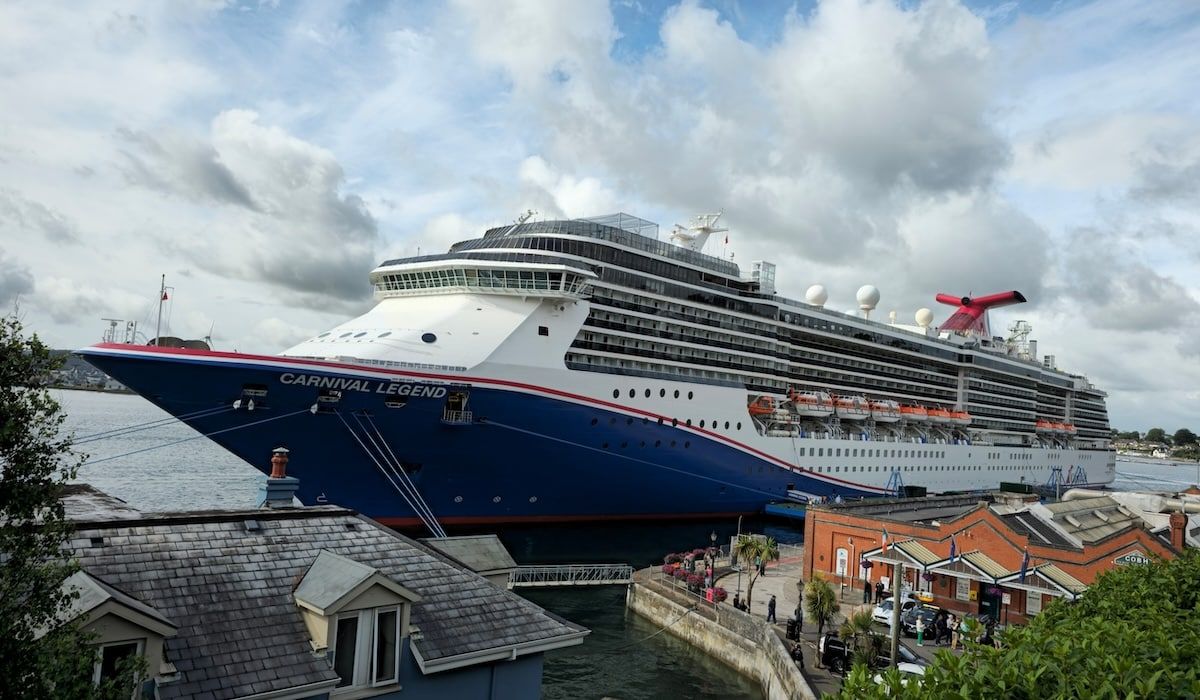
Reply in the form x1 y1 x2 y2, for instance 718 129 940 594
869 400 901 423
900 405 929 421
788 390 834 417
950 410 972 426
927 408 954 423
834 395 870 420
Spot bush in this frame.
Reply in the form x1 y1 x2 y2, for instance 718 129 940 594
664 553 683 565
673 568 688 581
661 564 676 575
713 587 728 603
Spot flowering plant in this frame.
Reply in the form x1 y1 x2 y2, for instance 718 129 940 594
986 585 1001 597
713 587 728 603
664 553 683 565
687 573 703 587
661 564 677 575
673 568 688 581
861 559 873 569
922 572 935 582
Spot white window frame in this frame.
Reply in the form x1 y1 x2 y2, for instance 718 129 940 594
93 639 145 686
955 577 970 602
1025 592 1042 616
371 607 400 687
332 607 402 692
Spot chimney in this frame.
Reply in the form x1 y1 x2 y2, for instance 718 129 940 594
259 447 299 508
1169 511 1187 550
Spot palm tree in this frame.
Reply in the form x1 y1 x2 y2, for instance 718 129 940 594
733 534 780 609
804 573 840 655
838 609 882 672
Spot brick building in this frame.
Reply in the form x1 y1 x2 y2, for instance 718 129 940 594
802 491 1186 626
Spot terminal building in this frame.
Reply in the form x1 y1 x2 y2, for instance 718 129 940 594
802 488 1195 626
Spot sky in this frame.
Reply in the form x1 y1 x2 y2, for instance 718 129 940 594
1 0 1197 432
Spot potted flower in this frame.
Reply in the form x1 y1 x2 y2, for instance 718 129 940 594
673 568 688 582
922 572 935 583
687 573 703 592
713 587 728 603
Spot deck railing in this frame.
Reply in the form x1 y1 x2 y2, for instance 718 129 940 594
509 564 633 588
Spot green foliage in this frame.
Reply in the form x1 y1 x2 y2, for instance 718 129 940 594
732 534 779 608
0 316 142 698
1145 427 1169 444
833 550 1200 699
1173 428 1197 447
804 573 840 643
1113 430 1141 441
839 609 883 670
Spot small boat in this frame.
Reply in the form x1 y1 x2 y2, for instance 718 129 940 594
789 389 834 417
834 395 870 420
927 408 953 423
900 405 929 421
869 400 901 423
1064 423 1077 435
748 396 778 416
1035 419 1054 433
950 410 971 426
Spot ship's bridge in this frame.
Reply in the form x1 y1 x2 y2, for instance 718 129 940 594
370 253 595 300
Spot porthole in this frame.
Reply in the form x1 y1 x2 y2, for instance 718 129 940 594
454 496 463 503
645 389 651 398
655 440 661 447
421 332 437 343
602 442 609 449
686 419 692 426
626 418 633 425
353 332 367 338
660 389 666 397
318 332 331 338
492 496 501 503
671 441 677 448
590 418 598 426
629 389 636 398
699 420 706 428
529 496 538 503
687 391 694 400
674 390 680 398
672 418 678 427
378 331 391 338
725 421 730 429
684 441 691 448
613 389 619 399
639 441 645 448
339 332 353 338
737 422 742 430
620 442 628 448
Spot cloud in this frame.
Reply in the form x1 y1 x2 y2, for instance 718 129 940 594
0 248 35 310
138 110 379 305
0 189 81 243
517 156 619 217
29 277 149 325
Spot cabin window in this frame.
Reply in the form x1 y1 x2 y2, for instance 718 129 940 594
538 326 549 336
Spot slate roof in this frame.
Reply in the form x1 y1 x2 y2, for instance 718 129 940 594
69 506 587 700
1042 496 1140 543
62 571 176 631
1000 512 1076 548
420 535 518 576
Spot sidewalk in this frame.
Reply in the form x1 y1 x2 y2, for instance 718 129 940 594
715 550 960 695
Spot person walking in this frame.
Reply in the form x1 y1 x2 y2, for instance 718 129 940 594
862 578 871 603
949 614 959 650
767 595 777 623
915 615 925 647
875 580 884 604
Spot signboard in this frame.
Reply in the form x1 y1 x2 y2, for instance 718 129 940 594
968 589 978 601
1113 550 1151 566
1002 593 1011 605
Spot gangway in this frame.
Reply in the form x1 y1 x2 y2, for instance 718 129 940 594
508 563 633 588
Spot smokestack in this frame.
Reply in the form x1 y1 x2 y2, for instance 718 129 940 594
260 447 299 508
1169 511 1187 551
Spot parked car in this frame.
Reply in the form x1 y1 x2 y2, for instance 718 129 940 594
818 632 927 675
872 662 926 686
871 597 918 626
899 605 943 637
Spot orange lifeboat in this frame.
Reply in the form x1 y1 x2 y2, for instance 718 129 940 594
869 400 900 423
1064 423 1077 434
900 405 928 421
1052 422 1067 434
834 395 870 420
1035 419 1054 433
788 389 834 417
950 410 971 426
748 396 777 416
927 408 953 423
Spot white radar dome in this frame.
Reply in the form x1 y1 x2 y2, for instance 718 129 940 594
916 308 934 328
805 285 828 307
856 285 881 311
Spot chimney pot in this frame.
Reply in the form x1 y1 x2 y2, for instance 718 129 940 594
270 447 290 478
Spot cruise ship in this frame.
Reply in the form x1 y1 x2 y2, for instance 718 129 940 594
79 212 1115 528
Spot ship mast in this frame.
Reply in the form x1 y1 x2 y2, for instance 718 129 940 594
155 274 167 346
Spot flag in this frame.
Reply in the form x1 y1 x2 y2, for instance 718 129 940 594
161 291 169 301
949 536 957 563
881 527 889 553
1019 549 1029 583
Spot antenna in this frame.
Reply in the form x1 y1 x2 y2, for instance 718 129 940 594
101 318 121 343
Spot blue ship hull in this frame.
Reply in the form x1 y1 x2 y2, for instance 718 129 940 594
78 344 875 525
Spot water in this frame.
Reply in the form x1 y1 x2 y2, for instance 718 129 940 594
58 390 766 699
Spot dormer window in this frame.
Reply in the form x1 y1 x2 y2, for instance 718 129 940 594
294 550 422 695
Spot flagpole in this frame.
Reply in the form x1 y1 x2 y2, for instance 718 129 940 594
155 274 165 346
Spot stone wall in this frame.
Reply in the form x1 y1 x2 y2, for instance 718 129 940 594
626 583 814 700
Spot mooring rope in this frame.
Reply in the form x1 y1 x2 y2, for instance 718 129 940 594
83 409 309 465
74 405 234 444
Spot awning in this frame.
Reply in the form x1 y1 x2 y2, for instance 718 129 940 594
926 550 1009 583
998 563 1087 599
862 539 941 571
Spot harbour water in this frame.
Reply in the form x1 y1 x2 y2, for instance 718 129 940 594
60 389 1192 698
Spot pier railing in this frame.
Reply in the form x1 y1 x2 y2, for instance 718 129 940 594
509 563 633 588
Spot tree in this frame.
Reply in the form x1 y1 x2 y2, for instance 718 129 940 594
838 608 883 671
1173 428 1197 447
1145 427 1169 444
834 550 1200 699
732 534 779 609
0 316 141 698
804 573 840 647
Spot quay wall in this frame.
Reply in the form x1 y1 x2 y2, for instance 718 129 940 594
626 582 814 700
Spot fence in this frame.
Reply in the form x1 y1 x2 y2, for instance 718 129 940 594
509 563 633 587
